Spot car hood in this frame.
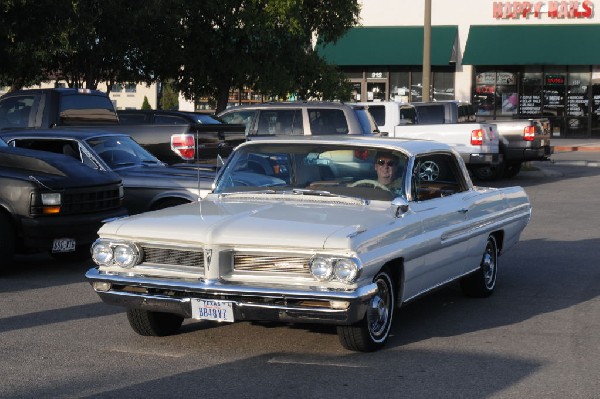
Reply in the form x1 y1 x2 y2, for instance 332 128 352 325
116 164 215 190
0 147 122 188
99 194 395 250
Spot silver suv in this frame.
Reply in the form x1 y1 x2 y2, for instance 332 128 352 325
217 102 378 136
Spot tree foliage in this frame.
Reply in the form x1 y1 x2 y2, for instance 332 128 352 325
0 0 360 109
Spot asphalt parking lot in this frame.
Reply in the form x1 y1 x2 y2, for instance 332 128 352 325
1 146 599 398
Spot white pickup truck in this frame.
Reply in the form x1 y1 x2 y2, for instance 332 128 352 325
357 102 502 180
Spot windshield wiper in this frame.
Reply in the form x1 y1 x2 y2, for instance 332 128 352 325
290 188 338 197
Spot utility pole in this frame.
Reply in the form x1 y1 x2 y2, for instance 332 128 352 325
422 0 432 102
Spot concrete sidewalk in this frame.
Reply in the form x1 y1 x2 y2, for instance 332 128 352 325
552 138 600 152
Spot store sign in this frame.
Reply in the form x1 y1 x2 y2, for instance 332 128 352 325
545 75 565 85
493 1 594 19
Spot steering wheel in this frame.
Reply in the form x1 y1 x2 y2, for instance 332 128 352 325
349 179 391 191
418 161 440 181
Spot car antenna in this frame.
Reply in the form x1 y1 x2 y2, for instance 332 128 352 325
196 130 204 220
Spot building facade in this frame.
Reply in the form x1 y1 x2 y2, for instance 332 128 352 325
318 0 600 137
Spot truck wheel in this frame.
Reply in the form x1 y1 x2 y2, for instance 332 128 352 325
460 235 498 298
503 163 522 178
0 213 16 266
472 163 504 181
337 268 395 352
127 309 184 336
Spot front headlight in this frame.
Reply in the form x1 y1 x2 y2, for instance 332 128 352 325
41 193 61 206
113 244 139 268
334 258 359 283
310 256 361 284
92 240 113 265
91 239 141 268
309 257 334 281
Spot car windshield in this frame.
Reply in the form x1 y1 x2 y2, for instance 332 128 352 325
192 114 223 124
85 136 162 169
214 143 408 201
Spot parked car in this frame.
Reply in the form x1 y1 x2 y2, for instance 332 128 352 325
85 136 531 352
0 130 215 215
0 139 127 264
217 101 379 137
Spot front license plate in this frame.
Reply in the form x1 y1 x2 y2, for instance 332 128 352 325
52 238 76 253
191 299 234 322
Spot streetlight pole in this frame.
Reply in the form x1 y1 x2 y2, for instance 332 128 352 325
422 0 432 102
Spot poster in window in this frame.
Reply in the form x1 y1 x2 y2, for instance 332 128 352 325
476 73 496 85
496 73 516 85
502 93 518 114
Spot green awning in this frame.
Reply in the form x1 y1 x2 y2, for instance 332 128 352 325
316 26 457 66
462 24 600 65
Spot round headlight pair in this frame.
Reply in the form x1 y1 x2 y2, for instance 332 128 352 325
91 239 140 268
309 256 360 283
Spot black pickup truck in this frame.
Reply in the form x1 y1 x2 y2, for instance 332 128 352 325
0 88 246 164
0 140 127 265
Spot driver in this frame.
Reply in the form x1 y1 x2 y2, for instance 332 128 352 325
374 152 404 193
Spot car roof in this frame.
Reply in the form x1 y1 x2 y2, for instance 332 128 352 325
1 88 107 98
220 101 354 112
0 128 130 141
241 135 452 157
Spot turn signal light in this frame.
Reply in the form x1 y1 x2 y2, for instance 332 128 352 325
42 206 61 214
471 129 484 146
171 133 195 160
523 126 536 141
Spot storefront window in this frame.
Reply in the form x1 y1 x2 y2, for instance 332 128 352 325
566 67 590 136
495 72 517 116
411 72 423 102
592 67 600 137
474 71 496 115
520 71 542 117
433 72 455 101
390 72 410 102
350 82 362 102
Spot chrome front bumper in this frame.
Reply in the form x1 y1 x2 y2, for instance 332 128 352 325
85 268 379 325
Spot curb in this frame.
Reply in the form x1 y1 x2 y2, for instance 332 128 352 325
554 146 600 152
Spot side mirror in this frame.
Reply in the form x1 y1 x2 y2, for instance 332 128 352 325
391 197 410 217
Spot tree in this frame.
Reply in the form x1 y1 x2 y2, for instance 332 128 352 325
165 0 360 113
159 82 180 110
141 96 151 110
0 0 160 92
1 0 359 108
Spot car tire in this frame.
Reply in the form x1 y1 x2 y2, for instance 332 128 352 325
460 235 498 298
337 268 395 352
127 309 184 336
0 213 16 266
472 163 504 181
503 162 522 178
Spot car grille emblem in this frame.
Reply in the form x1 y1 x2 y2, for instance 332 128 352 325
204 249 212 270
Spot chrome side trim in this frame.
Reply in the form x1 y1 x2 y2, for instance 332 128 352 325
403 267 479 303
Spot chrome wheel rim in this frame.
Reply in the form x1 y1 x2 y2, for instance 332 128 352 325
367 276 392 339
482 242 497 289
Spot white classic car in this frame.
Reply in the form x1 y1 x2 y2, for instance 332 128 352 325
86 136 531 352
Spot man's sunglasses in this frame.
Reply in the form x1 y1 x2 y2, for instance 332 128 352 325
376 159 396 167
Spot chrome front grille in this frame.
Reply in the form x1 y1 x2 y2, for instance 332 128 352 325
234 254 310 274
140 246 204 275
